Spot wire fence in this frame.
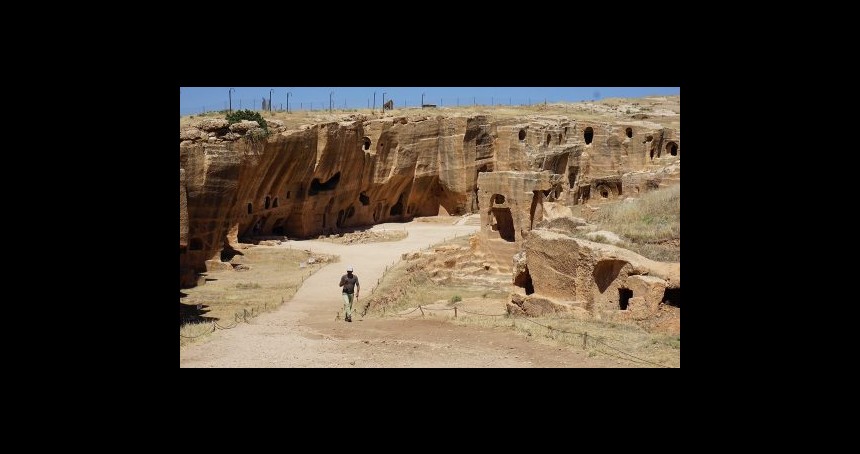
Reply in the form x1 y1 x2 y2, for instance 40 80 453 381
181 96 601 117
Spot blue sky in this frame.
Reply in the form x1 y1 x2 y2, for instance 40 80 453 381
179 87 679 116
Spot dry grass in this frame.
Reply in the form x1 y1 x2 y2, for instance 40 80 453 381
571 184 680 262
450 314 680 368
179 245 336 346
180 95 681 132
594 184 680 243
365 236 680 368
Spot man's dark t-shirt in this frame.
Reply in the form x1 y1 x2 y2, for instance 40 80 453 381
340 274 359 294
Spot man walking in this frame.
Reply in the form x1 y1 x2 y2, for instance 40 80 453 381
339 265 360 322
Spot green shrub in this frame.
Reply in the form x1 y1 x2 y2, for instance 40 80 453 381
226 109 268 131
450 295 462 303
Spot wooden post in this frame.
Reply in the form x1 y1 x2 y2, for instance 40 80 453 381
419 305 425 317
583 332 588 349
454 307 457 318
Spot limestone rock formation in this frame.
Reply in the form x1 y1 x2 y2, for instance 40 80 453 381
180 127 204 141
229 120 260 134
179 113 680 303
197 118 230 132
510 229 679 329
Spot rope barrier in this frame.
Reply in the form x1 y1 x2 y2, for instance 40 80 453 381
459 308 508 317
214 320 241 330
390 306 420 316
356 305 673 367
180 309 254 338
367 305 421 317
515 315 583 336
512 315 672 367
590 337 671 368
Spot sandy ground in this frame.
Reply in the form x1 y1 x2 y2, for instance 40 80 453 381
179 215 622 368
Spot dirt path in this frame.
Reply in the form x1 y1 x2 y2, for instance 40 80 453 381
179 216 620 367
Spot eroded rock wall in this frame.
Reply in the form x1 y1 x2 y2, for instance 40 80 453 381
511 229 679 329
179 114 679 289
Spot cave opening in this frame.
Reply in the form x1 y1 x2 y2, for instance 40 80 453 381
514 266 535 295
662 288 680 308
309 172 341 196
546 133 551 146
568 166 580 189
272 197 278 207
362 136 371 150
265 196 271 209
667 141 678 156
584 127 594 145
271 217 287 236
626 127 633 138
530 190 543 229
575 186 591 204
220 243 243 262
491 207 515 242
390 193 405 216
247 203 252 214
619 288 632 310
359 191 370 206
518 129 526 141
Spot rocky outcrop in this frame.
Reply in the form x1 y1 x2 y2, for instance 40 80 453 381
198 118 230 132
179 113 680 290
510 229 679 330
180 128 205 141
229 120 260 134
180 118 284 145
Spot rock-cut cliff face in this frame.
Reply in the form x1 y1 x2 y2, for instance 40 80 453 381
179 114 679 288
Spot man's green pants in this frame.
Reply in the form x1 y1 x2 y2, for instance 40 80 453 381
342 292 354 319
